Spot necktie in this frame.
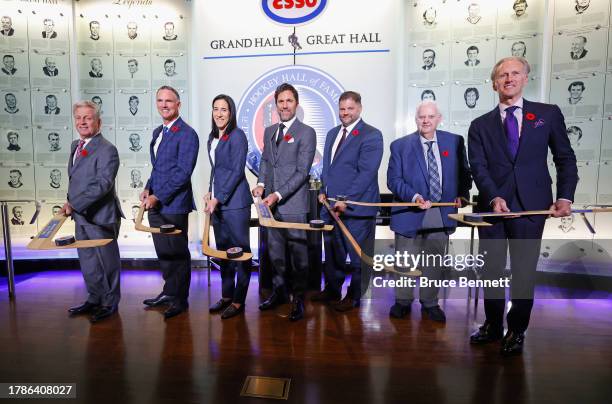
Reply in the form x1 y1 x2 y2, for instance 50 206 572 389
74 139 85 163
426 141 442 202
333 128 348 160
504 105 520 159
276 123 286 147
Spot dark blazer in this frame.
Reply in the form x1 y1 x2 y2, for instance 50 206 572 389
468 99 578 212
146 117 199 214
1 28 14 36
2 67 16 75
67 134 123 225
257 119 316 215
207 127 252 210
388 130 471 236
320 119 383 218
89 71 102 78
42 31 57 39
44 106 60 115
43 67 58 76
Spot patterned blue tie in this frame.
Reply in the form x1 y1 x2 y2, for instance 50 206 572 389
504 105 520 159
426 141 442 202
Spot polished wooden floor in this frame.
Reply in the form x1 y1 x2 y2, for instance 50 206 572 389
0 269 611 404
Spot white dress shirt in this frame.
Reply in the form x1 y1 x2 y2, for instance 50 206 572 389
257 117 298 200
209 135 220 197
331 118 361 161
72 134 98 164
499 98 523 136
154 116 179 157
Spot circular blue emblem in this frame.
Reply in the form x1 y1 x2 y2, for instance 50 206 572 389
237 65 343 179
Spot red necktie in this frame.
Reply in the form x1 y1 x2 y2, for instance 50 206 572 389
74 139 85 163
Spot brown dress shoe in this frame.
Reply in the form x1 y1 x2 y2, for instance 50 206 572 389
333 296 360 312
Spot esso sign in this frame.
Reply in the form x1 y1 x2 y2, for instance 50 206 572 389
261 0 328 26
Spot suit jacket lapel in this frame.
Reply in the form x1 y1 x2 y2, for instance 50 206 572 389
517 100 533 158
327 125 340 168
437 133 451 194
333 120 362 163
156 117 183 161
72 134 101 173
411 134 429 184
68 140 78 176
150 125 163 166
490 107 514 163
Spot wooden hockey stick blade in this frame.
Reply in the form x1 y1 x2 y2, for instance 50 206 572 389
447 213 493 227
327 198 458 208
201 211 252 261
321 199 422 277
134 206 181 235
254 197 334 231
27 213 112 250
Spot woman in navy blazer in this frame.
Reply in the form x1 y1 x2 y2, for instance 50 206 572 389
205 94 253 319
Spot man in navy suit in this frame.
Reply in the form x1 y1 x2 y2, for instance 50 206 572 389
468 57 578 355
387 101 471 322
141 86 199 319
315 91 383 312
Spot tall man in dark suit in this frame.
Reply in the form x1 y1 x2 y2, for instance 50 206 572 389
468 57 578 355
314 91 383 312
141 86 199 319
63 100 124 323
387 101 471 322
252 83 316 321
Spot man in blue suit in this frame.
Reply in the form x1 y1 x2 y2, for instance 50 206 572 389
387 101 471 322
315 91 383 311
468 57 578 355
141 86 199 319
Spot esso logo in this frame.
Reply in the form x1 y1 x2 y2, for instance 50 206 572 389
261 0 328 26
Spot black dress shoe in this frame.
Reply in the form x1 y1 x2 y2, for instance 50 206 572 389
143 293 174 307
90 305 117 323
501 331 525 356
421 305 446 323
470 321 504 344
389 302 411 319
259 292 286 311
333 296 360 312
209 298 232 313
68 301 100 315
164 301 188 319
310 289 341 303
221 304 245 319
289 299 304 321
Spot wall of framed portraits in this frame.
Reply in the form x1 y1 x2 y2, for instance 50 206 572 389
0 0 190 250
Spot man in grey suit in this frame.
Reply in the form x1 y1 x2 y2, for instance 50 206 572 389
252 83 316 321
62 100 123 323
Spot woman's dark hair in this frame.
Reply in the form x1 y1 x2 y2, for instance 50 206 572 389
209 94 237 138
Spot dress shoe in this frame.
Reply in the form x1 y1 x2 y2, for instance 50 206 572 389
310 289 341 303
221 304 245 319
164 301 188 319
501 331 525 356
289 299 304 321
470 321 503 344
143 293 174 307
68 301 100 315
421 305 446 323
389 302 411 319
333 296 360 312
90 305 117 323
209 298 232 313
258 292 286 311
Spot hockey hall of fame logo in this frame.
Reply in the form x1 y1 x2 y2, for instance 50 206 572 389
237 65 343 178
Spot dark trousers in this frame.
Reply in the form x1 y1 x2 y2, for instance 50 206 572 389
322 215 375 301
75 222 121 307
394 208 449 308
478 197 545 333
212 207 252 304
267 212 309 297
148 210 191 302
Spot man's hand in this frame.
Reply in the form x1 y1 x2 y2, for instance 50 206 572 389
550 199 572 217
60 202 72 216
252 186 264 198
262 193 279 207
205 197 219 214
143 194 159 210
454 197 465 208
333 201 347 214
139 189 150 203
318 193 327 204
415 195 432 210
204 192 211 202
491 197 510 213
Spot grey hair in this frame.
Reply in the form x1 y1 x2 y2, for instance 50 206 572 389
415 100 441 117
72 100 101 120
490 56 531 81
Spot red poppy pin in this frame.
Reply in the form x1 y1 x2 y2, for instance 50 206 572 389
221 133 229 141
284 134 294 143
442 150 449 157
525 113 536 121
81 149 88 157
170 125 180 133
352 129 359 136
